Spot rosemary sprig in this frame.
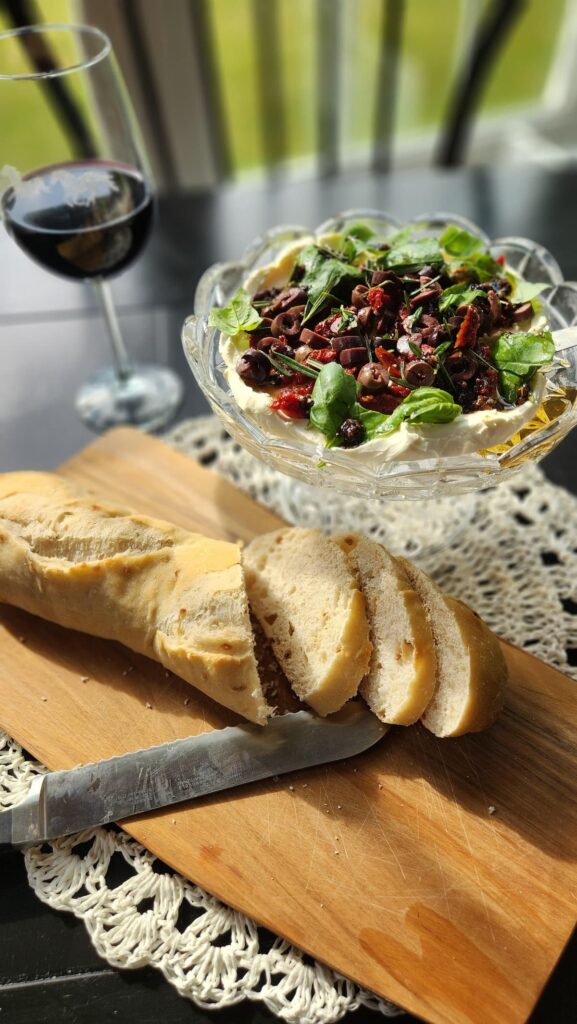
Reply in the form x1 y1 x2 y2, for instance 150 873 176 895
266 350 319 380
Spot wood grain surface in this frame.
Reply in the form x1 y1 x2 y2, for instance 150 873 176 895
1 427 576 1024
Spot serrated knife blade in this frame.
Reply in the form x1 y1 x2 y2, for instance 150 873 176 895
0 702 386 850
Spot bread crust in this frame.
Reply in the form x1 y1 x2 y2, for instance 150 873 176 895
0 472 271 724
432 596 507 736
398 557 507 736
339 536 436 725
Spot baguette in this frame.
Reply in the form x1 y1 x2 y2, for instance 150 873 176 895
0 471 271 724
242 527 371 715
338 535 436 725
398 557 507 736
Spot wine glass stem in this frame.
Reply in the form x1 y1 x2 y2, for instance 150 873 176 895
93 279 131 381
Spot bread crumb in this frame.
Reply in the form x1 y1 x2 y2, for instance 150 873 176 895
81 675 90 683
183 697 190 706
165 671 171 678
41 696 47 702
171 818 176 825
488 805 497 815
320 902 325 908
378 783 383 790
288 785 294 791
302 783 308 788
353 767 358 773
145 701 152 710
334 850 339 855
122 666 134 677
18 636 26 643
337 804 342 810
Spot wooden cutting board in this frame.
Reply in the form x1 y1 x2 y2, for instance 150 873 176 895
1 427 576 1024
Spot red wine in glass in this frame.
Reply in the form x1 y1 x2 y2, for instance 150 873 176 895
2 159 154 280
0 22 182 433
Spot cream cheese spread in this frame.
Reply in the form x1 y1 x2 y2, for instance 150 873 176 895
219 238 548 463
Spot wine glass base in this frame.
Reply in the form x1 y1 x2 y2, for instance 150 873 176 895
276 476 479 561
75 363 184 433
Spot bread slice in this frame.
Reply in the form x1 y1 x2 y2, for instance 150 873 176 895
337 535 436 725
0 471 272 724
398 558 507 736
242 528 371 715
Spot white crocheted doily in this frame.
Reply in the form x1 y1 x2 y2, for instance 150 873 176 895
2 414 577 1024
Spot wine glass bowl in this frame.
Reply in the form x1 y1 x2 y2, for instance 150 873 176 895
0 23 183 432
182 210 577 506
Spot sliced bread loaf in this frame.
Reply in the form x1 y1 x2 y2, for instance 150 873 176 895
337 535 436 725
398 558 507 736
242 528 371 715
0 471 272 725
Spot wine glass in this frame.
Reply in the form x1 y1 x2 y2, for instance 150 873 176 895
0 22 183 432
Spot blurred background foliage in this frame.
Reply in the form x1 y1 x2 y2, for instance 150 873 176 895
0 0 567 177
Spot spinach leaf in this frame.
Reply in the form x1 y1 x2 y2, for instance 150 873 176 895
492 330 555 402
372 388 462 437
208 288 262 336
438 282 486 312
382 237 443 270
309 362 358 441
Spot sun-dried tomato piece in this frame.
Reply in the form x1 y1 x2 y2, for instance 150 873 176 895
307 347 336 364
367 287 393 312
270 384 313 419
389 382 410 398
454 304 480 350
374 346 397 368
358 391 402 414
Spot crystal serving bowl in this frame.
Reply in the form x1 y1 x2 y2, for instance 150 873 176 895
182 210 577 502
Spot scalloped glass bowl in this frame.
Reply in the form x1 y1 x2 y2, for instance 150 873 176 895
182 210 577 502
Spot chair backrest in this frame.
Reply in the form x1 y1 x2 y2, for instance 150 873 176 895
5 0 527 189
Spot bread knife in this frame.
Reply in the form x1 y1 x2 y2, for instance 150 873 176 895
0 702 386 850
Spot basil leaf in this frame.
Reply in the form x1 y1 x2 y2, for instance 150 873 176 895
301 250 361 323
208 288 262 336
492 330 555 377
499 370 524 405
386 225 417 247
440 226 503 282
510 279 549 304
373 387 462 436
351 403 388 439
346 223 375 242
440 225 484 259
438 283 486 312
492 330 555 403
382 237 443 270
310 362 358 441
